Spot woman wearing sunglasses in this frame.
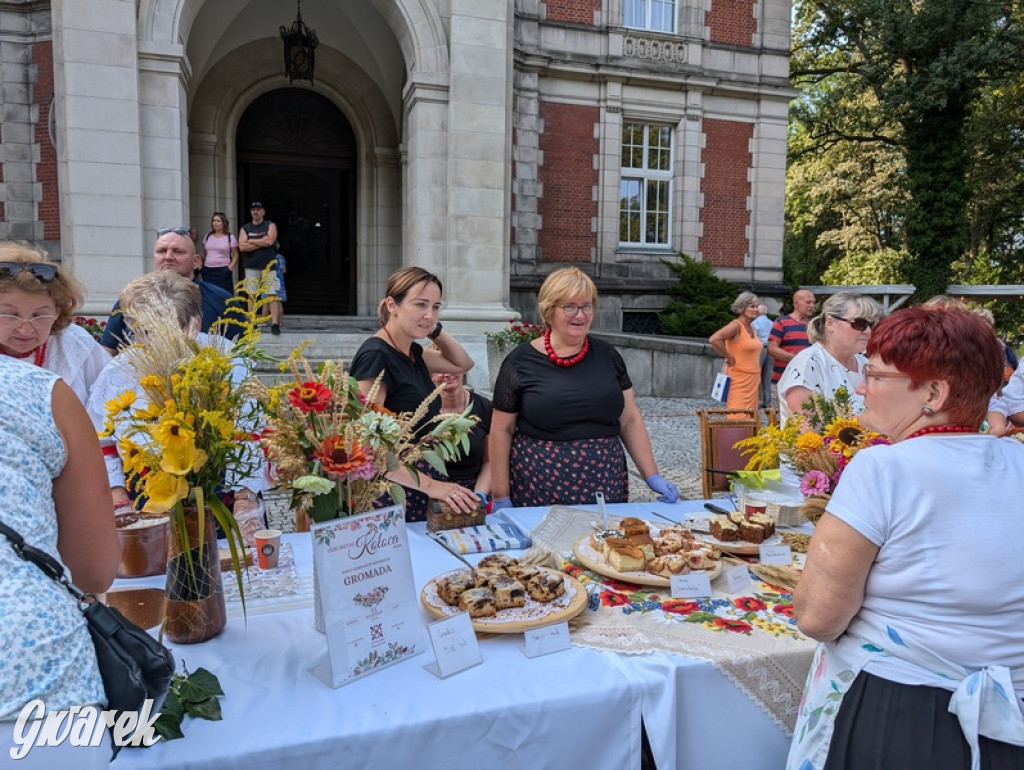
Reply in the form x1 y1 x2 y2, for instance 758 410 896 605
777 291 882 423
0 242 110 405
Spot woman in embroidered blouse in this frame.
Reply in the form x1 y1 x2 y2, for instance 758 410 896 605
0 344 118 764
200 212 239 294
777 291 882 423
708 291 763 413
349 266 481 522
0 241 110 405
489 267 677 509
788 307 1024 770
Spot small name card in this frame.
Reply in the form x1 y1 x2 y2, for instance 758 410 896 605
426 612 482 678
521 621 571 658
720 564 750 594
670 572 712 598
759 544 793 565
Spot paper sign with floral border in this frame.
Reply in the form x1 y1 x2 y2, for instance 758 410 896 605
309 505 423 688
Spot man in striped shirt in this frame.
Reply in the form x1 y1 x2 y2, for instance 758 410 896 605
767 289 816 386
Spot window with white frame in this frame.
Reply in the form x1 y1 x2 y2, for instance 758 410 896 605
620 122 672 246
624 0 676 33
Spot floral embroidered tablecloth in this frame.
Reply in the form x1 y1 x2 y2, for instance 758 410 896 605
528 506 816 733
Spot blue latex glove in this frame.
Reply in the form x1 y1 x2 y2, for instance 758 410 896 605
473 491 489 509
646 474 679 504
491 496 513 511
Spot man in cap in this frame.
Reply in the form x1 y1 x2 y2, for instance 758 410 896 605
239 201 283 335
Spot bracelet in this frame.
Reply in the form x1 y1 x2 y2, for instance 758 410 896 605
428 321 443 340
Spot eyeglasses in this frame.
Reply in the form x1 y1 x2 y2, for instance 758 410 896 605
0 313 58 330
156 227 191 237
830 315 875 332
0 262 58 283
560 303 594 317
862 365 912 382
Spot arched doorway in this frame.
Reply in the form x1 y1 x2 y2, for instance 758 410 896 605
236 89 356 315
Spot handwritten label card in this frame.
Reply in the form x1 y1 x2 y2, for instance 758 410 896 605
310 506 422 689
720 564 751 594
759 544 793 565
670 572 712 598
425 612 482 678
521 622 571 658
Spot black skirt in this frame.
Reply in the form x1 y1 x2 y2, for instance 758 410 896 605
509 434 628 507
824 671 1024 770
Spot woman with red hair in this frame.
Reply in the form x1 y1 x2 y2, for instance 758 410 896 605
788 306 1024 770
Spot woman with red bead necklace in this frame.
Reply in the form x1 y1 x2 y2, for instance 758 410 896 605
350 266 481 522
0 242 109 405
489 267 677 509
788 306 1024 770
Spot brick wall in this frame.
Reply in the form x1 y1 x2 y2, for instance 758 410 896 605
699 118 751 268
706 0 756 47
538 102 599 263
33 41 60 240
543 0 602 25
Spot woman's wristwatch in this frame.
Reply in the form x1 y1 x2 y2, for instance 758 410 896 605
236 489 259 503
428 321 443 340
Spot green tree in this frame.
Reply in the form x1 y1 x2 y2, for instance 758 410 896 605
658 254 738 338
790 0 1024 299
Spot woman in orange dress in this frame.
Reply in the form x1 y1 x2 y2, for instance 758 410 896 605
709 291 762 413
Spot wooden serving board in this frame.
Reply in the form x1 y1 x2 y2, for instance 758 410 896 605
572 536 723 587
420 567 588 634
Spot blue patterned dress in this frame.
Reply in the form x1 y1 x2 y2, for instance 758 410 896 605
0 356 105 720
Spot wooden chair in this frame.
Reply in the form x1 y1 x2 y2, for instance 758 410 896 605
697 408 762 498
763 407 779 427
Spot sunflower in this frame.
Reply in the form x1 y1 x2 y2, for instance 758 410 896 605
823 417 866 457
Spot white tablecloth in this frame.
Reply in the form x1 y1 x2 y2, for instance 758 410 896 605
111 501 798 769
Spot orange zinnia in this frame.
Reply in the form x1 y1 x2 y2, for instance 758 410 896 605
316 434 370 479
288 382 333 413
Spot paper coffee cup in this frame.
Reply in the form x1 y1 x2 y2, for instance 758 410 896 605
254 528 282 569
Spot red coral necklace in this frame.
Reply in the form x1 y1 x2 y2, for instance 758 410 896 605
543 330 589 368
1 341 47 367
382 326 415 363
905 425 978 440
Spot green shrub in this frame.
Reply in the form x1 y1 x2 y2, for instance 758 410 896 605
658 253 738 338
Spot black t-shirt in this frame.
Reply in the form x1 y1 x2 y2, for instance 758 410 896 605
444 392 492 484
241 221 276 271
349 336 440 420
492 338 631 441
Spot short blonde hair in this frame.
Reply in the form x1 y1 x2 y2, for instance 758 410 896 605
807 291 882 344
120 271 201 331
731 291 758 315
0 241 84 334
537 267 598 328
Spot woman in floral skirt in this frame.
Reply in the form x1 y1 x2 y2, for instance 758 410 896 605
489 266 677 509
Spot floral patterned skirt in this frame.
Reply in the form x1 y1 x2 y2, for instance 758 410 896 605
373 458 442 523
510 434 628 508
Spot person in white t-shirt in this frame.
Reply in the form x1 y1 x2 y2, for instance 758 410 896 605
788 306 1024 770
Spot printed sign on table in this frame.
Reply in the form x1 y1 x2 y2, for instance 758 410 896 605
309 506 423 688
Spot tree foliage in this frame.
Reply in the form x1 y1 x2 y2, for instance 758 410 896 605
658 254 739 338
787 0 1024 300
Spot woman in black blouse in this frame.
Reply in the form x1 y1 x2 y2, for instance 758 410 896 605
432 372 492 506
489 267 678 509
350 266 481 521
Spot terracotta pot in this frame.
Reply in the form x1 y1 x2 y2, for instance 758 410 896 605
115 514 170 578
163 507 227 644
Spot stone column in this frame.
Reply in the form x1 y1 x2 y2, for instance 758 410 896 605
51 0 145 313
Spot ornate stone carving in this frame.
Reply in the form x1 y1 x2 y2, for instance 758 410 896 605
623 35 689 65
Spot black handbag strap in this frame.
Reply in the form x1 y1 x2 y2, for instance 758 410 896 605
0 519 91 604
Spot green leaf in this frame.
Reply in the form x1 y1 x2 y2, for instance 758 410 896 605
420 449 447 475
184 696 223 721
188 667 224 696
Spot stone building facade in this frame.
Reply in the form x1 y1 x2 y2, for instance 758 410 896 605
0 0 793 330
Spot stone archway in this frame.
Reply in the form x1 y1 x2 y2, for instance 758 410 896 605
236 88 357 315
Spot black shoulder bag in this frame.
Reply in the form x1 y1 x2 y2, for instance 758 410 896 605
0 520 175 758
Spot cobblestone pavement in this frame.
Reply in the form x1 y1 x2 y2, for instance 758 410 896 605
265 396 725 533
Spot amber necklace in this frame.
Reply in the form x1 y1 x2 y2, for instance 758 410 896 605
382 325 414 363
543 329 589 368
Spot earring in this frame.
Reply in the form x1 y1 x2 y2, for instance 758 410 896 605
922 406 935 416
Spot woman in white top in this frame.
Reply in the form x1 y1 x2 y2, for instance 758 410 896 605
200 212 239 294
788 306 1024 769
777 291 881 422
0 241 110 405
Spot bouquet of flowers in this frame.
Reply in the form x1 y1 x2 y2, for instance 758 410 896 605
734 389 890 523
100 300 270 606
252 347 478 523
485 318 544 345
